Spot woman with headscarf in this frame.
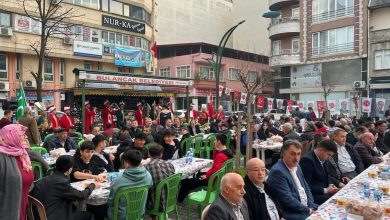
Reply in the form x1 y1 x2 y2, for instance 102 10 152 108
0 124 34 220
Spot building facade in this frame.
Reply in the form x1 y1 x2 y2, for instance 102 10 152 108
267 0 368 116
368 0 390 108
156 43 272 112
0 0 156 111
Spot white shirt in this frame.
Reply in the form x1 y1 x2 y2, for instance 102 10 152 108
256 184 279 220
287 165 308 206
336 143 356 173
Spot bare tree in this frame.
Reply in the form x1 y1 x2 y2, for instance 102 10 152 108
235 63 274 164
21 0 82 101
321 72 336 121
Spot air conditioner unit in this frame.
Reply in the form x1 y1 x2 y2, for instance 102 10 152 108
63 37 73 45
0 82 9 91
353 81 366 89
0 27 13 37
24 80 37 88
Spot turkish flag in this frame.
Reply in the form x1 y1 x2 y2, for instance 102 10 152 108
317 101 325 112
257 96 264 108
233 90 239 102
287 100 294 112
151 42 157 56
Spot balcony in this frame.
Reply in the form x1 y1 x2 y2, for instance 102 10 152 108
270 49 300 67
269 0 299 11
312 7 354 23
311 42 354 57
269 17 300 39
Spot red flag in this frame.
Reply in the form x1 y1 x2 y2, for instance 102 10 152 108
208 91 214 117
287 100 294 112
257 96 264 108
151 42 157 56
233 90 239 102
317 101 325 112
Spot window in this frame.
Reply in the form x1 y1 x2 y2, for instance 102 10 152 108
0 54 7 79
312 26 354 55
160 67 170 77
110 0 123 15
176 66 190 78
102 0 108 11
16 54 21 80
123 35 129 46
116 33 122 45
248 71 258 82
0 12 11 27
60 59 65 82
65 0 99 9
292 6 299 18
73 26 83 41
228 68 239 80
124 5 130 16
109 32 115 44
292 38 299 54
84 61 92 70
312 0 354 23
91 29 101 43
135 37 142 48
130 5 143 20
44 59 54 81
375 50 390 70
272 41 281 55
198 66 214 80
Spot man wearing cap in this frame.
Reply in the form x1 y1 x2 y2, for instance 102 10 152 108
103 99 116 130
61 106 75 135
47 128 77 152
85 101 96 134
115 101 126 129
48 105 60 130
135 102 144 126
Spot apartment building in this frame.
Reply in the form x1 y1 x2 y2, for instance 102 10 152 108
0 0 156 110
268 0 368 114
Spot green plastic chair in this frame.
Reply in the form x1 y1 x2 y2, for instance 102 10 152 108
186 167 225 219
146 173 182 220
111 185 150 220
222 158 235 173
225 132 232 150
71 131 83 139
32 161 44 182
78 140 84 148
181 137 194 154
43 133 54 142
31 146 48 155
202 134 216 159
193 135 204 157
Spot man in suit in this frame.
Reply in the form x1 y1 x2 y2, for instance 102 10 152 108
300 140 340 205
282 123 302 142
267 140 318 220
375 120 390 154
18 106 41 146
244 158 284 220
355 132 383 168
204 173 250 220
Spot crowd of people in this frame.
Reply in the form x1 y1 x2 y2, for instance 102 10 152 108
1 99 390 220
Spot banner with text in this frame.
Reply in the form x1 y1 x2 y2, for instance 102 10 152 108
115 48 142 67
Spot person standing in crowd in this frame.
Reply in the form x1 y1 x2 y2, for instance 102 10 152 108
135 102 144 126
48 105 60 130
186 103 198 120
142 101 151 119
300 140 340 205
354 132 384 168
31 155 100 220
198 104 209 126
46 128 77 152
145 144 175 220
107 150 152 220
204 173 250 220
214 105 225 121
18 106 41 146
103 99 116 130
60 106 75 135
0 109 13 128
0 124 34 220
158 104 173 126
385 105 390 118
267 140 318 219
244 158 284 220
85 101 96 134
115 101 126 129
308 107 317 121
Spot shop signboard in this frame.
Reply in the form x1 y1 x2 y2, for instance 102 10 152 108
115 48 142 67
102 15 145 34
73 40 103 58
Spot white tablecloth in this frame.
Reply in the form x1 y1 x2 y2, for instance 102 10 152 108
252 142 283 161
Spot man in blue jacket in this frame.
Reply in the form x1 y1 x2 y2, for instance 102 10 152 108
267 140 318 220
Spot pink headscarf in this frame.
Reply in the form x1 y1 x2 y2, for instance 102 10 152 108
0 124 32 171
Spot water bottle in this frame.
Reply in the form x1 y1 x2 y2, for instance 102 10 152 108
374 188 383 201
185 150 190 164
364 187 371 199
188 148 194 164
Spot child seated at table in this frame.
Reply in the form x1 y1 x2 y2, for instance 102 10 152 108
71 141 105 182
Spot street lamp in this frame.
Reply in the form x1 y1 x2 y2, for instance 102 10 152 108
206 20 245 111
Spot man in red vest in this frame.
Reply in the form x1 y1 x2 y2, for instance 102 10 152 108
61 106 75 135
103 99 116 130
134 102 144 126
85 101 96 134
48 105 60 130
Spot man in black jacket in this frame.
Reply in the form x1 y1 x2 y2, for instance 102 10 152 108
31 155 100 220
375 121 390 154
244 158 284 220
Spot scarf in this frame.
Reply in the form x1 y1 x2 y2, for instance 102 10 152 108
0 124 32 171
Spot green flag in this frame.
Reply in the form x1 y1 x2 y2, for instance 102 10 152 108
17 83 27 120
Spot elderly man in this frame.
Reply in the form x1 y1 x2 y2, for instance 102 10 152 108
204 173 250 220
282 123 302 142
300 140 340 205
267 140 318 220
244 158 284 220
18 106 41 146
346 126 368 146
327 129 364 182
355 132 383 168
47 128 77 152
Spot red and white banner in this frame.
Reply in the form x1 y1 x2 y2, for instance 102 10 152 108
376 98 386 112
307 101 315 110
328 100 336 112
233 90 239 102
317 101 325 112
362 97 372 113
219 85 224 97
225 87 231 96
240 92 247 105
287 100 294 112
257 96 265 108
297 101 304 111
267 98 274 110
276 99 284 110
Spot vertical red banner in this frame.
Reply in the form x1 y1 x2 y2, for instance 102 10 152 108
287 100 294 112
257 96 264 108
